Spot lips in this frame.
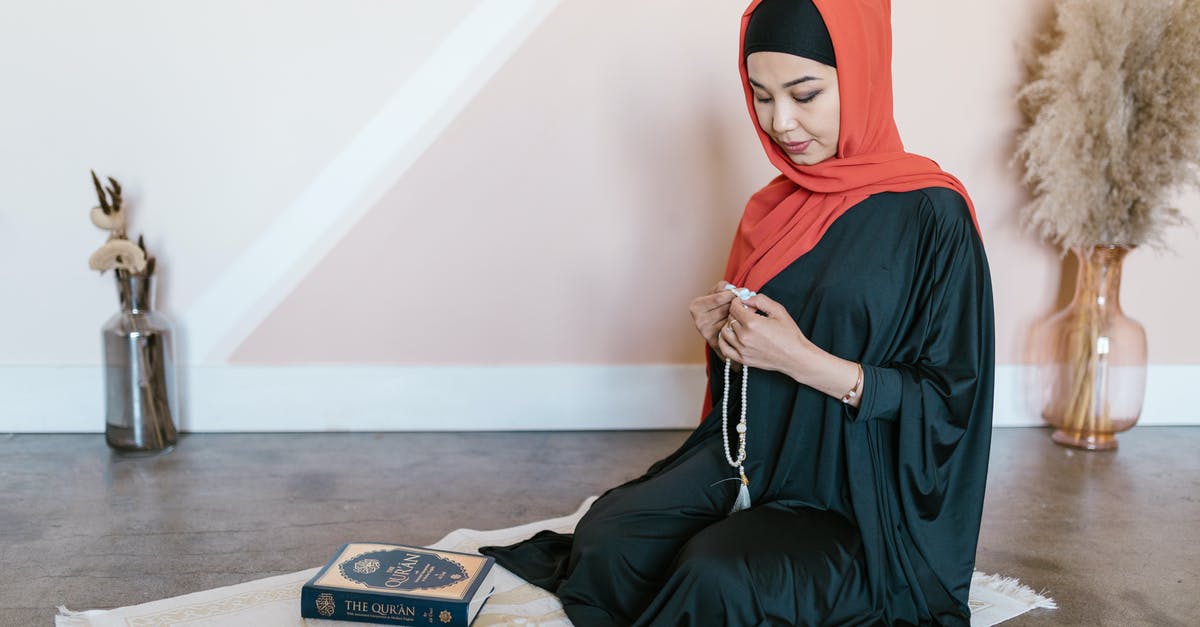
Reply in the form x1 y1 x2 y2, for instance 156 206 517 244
779 140 813 155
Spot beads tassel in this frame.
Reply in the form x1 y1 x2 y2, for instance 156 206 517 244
731 465 751 513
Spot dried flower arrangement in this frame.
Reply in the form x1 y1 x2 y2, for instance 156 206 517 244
87 170 155 278
1016 0 1200 249
88 171 178 453
1015 0 1200 445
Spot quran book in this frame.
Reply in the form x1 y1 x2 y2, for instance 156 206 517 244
300 542 496 626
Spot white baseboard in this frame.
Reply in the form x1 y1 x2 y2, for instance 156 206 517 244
1 364 1196 433
0 365 709 432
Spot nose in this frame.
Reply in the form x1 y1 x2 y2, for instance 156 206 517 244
772 102 799 135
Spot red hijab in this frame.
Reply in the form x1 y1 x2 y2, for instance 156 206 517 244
702 0 981 420
726 0 980 292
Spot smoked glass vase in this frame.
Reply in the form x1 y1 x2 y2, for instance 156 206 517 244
102 271 179 455
1033 246 1147 450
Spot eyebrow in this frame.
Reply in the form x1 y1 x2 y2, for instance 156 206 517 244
747 76 820 90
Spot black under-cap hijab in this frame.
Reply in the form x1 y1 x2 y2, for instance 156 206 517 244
743 0 837 67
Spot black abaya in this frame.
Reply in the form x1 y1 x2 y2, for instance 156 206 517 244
480 188 995 626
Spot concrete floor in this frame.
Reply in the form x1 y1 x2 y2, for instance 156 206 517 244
1 428 1196 627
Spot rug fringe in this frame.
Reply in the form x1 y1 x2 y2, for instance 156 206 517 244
55 606 92 626
972 572 1057 609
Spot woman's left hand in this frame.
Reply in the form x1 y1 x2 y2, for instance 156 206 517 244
717 293 815 376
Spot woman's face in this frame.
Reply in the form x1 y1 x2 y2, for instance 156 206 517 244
746 51 840 166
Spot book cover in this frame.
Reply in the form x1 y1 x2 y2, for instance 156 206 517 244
300 542 496 626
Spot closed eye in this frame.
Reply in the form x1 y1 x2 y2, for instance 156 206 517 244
795 90 821 104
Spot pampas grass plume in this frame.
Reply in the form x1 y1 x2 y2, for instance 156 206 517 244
1016 0 1200 250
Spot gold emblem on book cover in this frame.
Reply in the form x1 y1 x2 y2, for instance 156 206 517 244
315 593 336 617
353 558 382 574
439 609 452 623
314 543 489 601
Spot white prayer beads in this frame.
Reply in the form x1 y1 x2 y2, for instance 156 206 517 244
721 357 748 470
721 283 753 513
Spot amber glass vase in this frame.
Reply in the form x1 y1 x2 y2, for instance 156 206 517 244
1034 246 1147 450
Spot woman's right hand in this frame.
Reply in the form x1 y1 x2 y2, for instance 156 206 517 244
689 281 738 355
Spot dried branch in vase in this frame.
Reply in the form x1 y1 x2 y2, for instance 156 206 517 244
87 170 153 276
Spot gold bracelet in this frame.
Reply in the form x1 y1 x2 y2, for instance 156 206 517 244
841 363 863 405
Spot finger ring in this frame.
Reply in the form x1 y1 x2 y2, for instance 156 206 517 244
726 323 735 334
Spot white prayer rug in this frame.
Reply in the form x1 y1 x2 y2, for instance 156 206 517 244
57 497 1054 627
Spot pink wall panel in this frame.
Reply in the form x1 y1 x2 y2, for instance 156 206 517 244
231 0 765 364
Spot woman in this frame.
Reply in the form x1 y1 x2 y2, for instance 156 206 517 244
480 0 994 625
